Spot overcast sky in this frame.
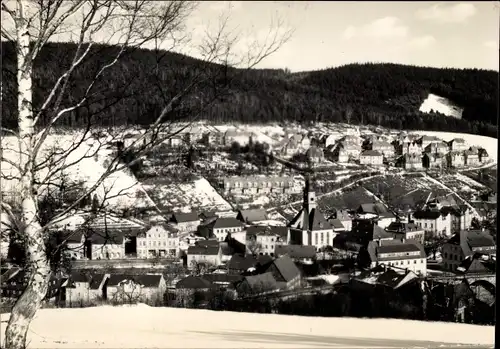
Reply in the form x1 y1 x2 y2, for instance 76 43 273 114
187 1 499 72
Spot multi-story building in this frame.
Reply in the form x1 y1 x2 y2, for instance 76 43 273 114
168 211 200 233
360 150 384 166
136 224 180 258
402 141 423 156
246 225 286 256
411 208 452 237
422 153 445 169
365 239 427 276
417 135 443 149
287 177 335 249
441 229 496 272
186 244 223 269
403 153 423 170
337 141 362 159
446 151 465 168
385 222 425 244
198 217 245 242
424 142 448 155
371 140 395 158
328 208 352 231
464 150 480 167
221 176 297 195
448 138 468 152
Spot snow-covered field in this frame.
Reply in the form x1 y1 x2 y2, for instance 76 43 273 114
419 93 464 119
1 134 156 210
0 306 494 348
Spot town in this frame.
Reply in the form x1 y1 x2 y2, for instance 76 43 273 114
1 123 496 325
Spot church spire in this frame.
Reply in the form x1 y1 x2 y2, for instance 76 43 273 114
303 173 317 213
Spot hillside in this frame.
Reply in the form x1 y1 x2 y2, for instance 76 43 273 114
1 305 494 348
1 41 498 137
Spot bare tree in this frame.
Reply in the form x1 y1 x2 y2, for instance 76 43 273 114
0 1 292 347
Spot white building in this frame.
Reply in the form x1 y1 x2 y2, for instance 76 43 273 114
366 240 427 276
360 150 384 166
136 224 180 258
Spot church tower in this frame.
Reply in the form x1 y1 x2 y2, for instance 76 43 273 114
303 174 317 215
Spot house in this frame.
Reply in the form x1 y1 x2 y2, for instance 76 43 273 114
293 133 311 150
225 254 257 274
351 219 394 245
424 142 448 155
62 272 108 307
261 255 301 289
60 230 86 260
412 207 452 237
364 240 427 276
321 134 339 148
422 153 445 169
223 130 254 146
236 209 268 224
169 212 200 232
353 268 419 291
417 135 442 149
329 218 347 232
329 145 349 163
402 141 423 155
84 228 126 260
173 276 216 307
446 151 465 168
221 176 296 195
274 244 316 264
359 150 383 166
441 229 496 272
236 272 278 296
201 273 243 289
305 146 324 164
403 153 423 170
371 140 395 158
198 217 245 242
105 274 166 304
448 138 468 152
187 244 223 269
464 150 480 167
337 141 361 159
137 224 179 258
456 252 496 276
385 222 425 244
356 203 397 229
287 177 335 249
478 148 489 163
328 208 352 231
246 226 286 256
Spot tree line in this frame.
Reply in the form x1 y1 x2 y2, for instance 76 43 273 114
2 42 497 137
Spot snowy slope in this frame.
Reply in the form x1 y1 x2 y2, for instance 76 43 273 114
0 306 494 348
419 93 463 119
0 134 157 210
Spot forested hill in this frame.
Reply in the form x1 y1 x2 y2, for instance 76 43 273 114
1 41 498 137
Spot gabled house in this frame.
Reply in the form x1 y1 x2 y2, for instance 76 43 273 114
329 145 349 163
274 244 316 264
105 274 167 304
370 140 395 158
424 142 448 155
187 244 223 269
417 135 442 149
261 255 301 289
84 227 126 260
463 150 480 167
246 225 286 256
62 272 108 307
402 153 423 170
287 178 335 249
305 146 324 164
448 138 468 152
328 208 352 231
363 239 427 276
169 212 200 232
137 224 179 258
359 150 383 166
59 230 86 260
478 148 489 163
356 203 397 229
337 141 361 159
402 141 423 155
236 209 269 224
236 272 278 296
385 222 425 244
227 254 259 274
198 217 244 242
446 151 465 168
321 134 339 148
412 208 452 237
422 153 445 169
441 229 495 272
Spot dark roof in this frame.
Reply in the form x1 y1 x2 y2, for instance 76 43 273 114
187 245 220 256
266 255 301 283
446 230 495 249
373 225 394 240
361 150 383 157
205 217 244 229
171 211 200 224
386 222 421 233
176 276 214 289
378 243 421 254
246 225 288 239
83 228 125 245
358 203 394 219
106 274 163 287
240 272 277 292
275 244 316 259
227 254 258 271
196 239 220 247
237 209 269 223
412 209 441 220
457 253 495 275
288 208 332 231
202 273 243 285
330 218 345 230
375 269 411 289
89 274 107 290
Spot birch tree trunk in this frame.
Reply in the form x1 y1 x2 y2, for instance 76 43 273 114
4 3 51 348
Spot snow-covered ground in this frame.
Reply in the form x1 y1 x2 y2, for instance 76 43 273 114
0 306 494 348
408 130 497 163
419 93 464 119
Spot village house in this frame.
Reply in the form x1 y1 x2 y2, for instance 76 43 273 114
226 254 260 274
350 218 393 245
356 203 397 229
223 130 254 146
417 135 443 149
236 209 269 224
385 222 425 244
105 274 167 304
198 217 245 242
58 230 86 260
478 148 489 163
448 138 468 152
274 244 316 264
136 224 180 258
337 141 361 159
168 211 201 233
236 272 278 296
424 142 448 155
276 134 299 156
363 239 427 276
402 153 423 170
359 150 384 166
84 228 126 260
287 178 335 249
402 141 423 155
328 145 349 163
446 151 465 168
186 244 223 269
306 145 325 164
182 126 208 145
441 229 496 272
328 208 353 231
61 272 108 307
292 133 311 150
422 153 445 169
172 276 216 307
370 140 395 158
411 207 452 237
260 255 302 290
464 150 480 167
246 225 287 256
221 176 296 195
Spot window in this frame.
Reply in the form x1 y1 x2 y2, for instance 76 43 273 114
414 260 416 264
424 223 427 228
